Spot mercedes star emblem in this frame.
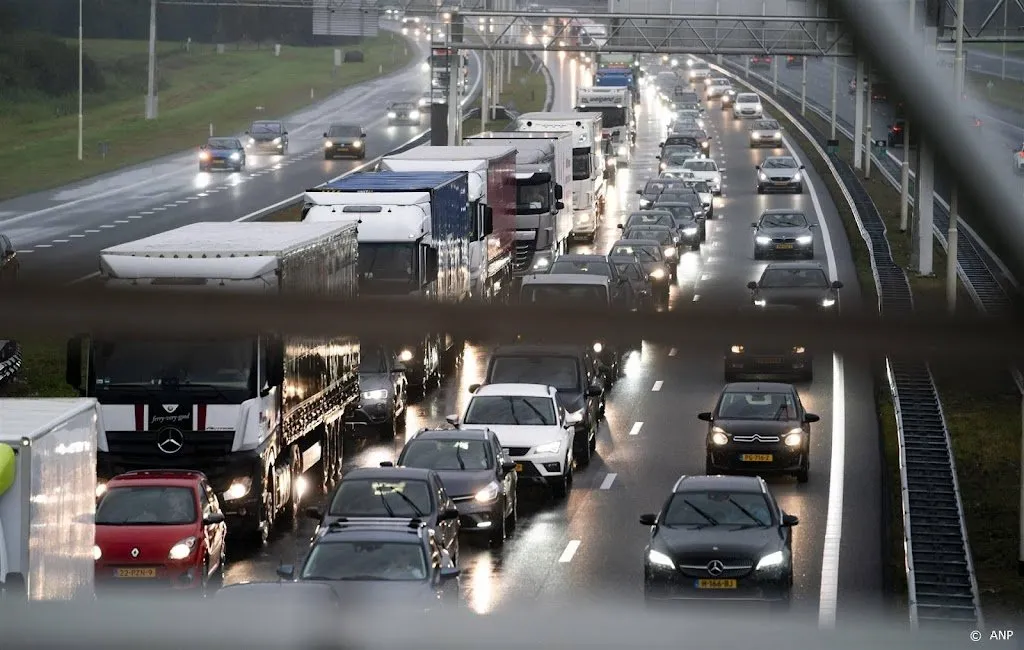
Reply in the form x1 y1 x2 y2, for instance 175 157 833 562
706 560 725 576
131 548 140 558
156 428 185 455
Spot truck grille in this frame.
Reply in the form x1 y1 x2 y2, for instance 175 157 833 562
103 430 235 476
513 240 537 275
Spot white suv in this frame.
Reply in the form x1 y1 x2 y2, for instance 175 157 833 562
733 92 763 119
1014 143 1024 174
447 383 577 498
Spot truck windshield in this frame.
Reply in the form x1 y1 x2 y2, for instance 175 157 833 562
516 179 551 214
581 106 626 128
97 486 197 525
92 339 254 389
572 148 592 180
358 243 415 290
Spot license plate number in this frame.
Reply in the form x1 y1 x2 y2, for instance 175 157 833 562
515 463 523 473
115 568 157 578
696 579 737 589
775 243 793 249
755 357 782 364
741 454 773 462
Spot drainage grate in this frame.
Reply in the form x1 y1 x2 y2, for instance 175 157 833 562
718 62 983 629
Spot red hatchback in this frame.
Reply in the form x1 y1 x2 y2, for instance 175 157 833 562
94 470 228 594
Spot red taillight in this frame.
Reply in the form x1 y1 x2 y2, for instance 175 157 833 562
1018 151 1024 158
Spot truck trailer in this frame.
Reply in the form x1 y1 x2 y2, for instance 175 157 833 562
380 145 517 304
0 398 99 600
575 86 635 166
68 222 361 546
516 112 606 243
464 131 572 279
302 171 471 395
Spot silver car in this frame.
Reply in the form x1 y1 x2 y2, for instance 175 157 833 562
752 209 816 260
749 119 783 148
706 78 733 98
755 156 805 194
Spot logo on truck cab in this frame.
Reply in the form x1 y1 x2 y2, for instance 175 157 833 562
157 429 185 455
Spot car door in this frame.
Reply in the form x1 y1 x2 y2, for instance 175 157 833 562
793 389 811 432
491 437 514 513
427 532 447 597
386 346 407 412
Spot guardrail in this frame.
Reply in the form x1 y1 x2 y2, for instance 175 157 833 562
713 61 984 628
0 340 22 388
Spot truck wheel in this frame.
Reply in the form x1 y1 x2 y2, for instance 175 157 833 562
277 449 302 528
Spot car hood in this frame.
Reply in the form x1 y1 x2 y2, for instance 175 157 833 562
656 525 780 559
554 390 585 412
736 103 761 109
250 133 281 141
757 226 810 238
468 424 566 449
433 470 495 500
712 419 803 435
328 137 359 143
750 128 781 136
760 167 800 178
757 287 832 306
95 523 197 562
686 170 720 179
316 579 439 605
207 148 239 155
358 372 392 392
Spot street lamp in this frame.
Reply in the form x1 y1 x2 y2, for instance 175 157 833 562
78 0 83 161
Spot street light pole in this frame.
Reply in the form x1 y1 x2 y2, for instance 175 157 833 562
899 0 914 232
77 0 83 161
947 0 964 314
145 0 158 120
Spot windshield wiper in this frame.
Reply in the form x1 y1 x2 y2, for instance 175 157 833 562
377 492 397 517
681 499 719 526
390 491 425 518
773 403 790 420
727 498 768 527
454 447 467 470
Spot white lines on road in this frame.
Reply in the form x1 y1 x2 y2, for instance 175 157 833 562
140 211 154 215
627 422 644 436
197 193 208 197
152 207 165 211
175 200 189 205
161 203 177 208
692 294 701 302
84 229 100 233
669 347 677 356
34 244 52 248
99 225 116 229
558 540 581 563
15 250 33 254
51 239 69 243
114 220 129 224
651 380 663 392
599 473 617 490
69 234 85 238
819 353 847 628
127 215 143 219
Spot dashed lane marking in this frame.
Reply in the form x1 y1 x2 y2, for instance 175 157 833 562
34 244 52 248
652 380 663 392
52 239 70 243
669 347 678 356
599 473 617 490
114 220 129 224
69 234 85 238
628 422 643 436
84 229 100 233
140 211 154 215
99 225 116 229
558 540 581 563
128 215 142 219
692 294 701 302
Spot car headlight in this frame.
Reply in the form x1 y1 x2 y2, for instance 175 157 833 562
168 536 197 561
756 236 771 244
683 227 698 236
664 247 677 257
659 163 667 170
230 152 240 161
247 137 255 145
752 133 761 139
773 131 782 139
650 268 666 280
711 427 729 445
730 345 744 354
421 61 430 72
593 342 603 353
324 140 333 148
95 482 107 498
792 172 802 182
647 549 675 568
273 137 282 145
756 550 785 570
784 430 803 447
410 110 421 119
93 545 102 561
796 235 813 244
534 441 561 455
388 112 397 119
399 349 414 362
754 299 767 307
223 477 252 501
419 98 429 106
362 389 389 401
758 172 768 181
617 145 627 156
532 256 550 270
475 481 500 503
199 151 210 160
352 140 362 148
701 141 709 148
792 346 806 354
821 297 836 308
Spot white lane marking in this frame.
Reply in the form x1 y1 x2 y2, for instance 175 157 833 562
127 215 142 219
175 200 189 205
599 473 617 490
669 347 678 356
197 193 208 197
99 225 116 229
15 249 33 254
692 294 701 302
84 229 100 233
52 239 70 243
69 271 101 284
628 421 643 436
162 203 177 208
152 207 165 211
114 220 129 224
34 244 52 248
819 353 846 628
140 211 154 215
558 540 581 563
652 380 663 392
69 234 85 238
782 135 838 280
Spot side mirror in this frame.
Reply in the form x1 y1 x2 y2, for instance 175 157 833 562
361 133 367 138
468 383 481 393
617 224 624 229
754 165 760 170
831 280 844 289
658 142 664 147
244 131 250 135
65 336 83 391
809 223 818 228
276 564 295 579
555 201 565 211
322 132 328 138
439 566 460 580
445 414 460 426
441 507 460 520
424 246 439 279
697 411 712 421
305 506 323 520
799 165 805 170
564 410 583 426
501 460 516 472
751 221 758 228
804 413 821 423
203 512 225 525
379 461 394 467
781 514 799 526
639 513 657 526
554 184 564 200
746 280 758 290
635 189 643 195
586 384 603 397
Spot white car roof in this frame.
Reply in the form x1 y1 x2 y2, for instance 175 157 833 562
472 383 556 398
521 273 610 286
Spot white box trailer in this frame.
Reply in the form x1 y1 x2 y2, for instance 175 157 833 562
0 398 99 600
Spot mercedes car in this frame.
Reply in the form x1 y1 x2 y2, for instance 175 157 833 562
752 209 816 260
610 240 671 304
747 262 842 312
755 156 805 194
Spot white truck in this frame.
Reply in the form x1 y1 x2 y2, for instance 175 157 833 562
516 112 607 243
575 86 635 166
0 398 99 600
379 145 518 304
464 131 573 280
68 222 361 546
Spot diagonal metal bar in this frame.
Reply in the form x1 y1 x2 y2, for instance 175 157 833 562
684 19 714 54
739 19 769 50
713 23 741 50
977 0 1004 33
795 20 827 55
655 19 688 50
767 22 801 52
629 18 660 51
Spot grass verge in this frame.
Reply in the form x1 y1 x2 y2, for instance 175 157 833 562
0 339 76 398
1 35 414 200
966 71 1024 115
262 55 549 224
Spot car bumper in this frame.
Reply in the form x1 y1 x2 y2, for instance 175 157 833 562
346 400 394 428
245 142 284 152
734 110 762 118
754 241 812 257
94 561 207 592
757 179 801 192
325 145 363 156
749 137 783 147
511 453 566 483
200 158 242 168
644 568 789 602
725 352 809 378
389 117 419 125
454 498 505 533
706 444 807 474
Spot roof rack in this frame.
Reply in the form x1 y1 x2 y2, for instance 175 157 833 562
326 517 425 530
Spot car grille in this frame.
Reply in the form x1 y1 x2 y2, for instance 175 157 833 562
504 446 531 456
676 554 752 567
771 237 796 243
513 240 537 275
103 430 235 479
731 434 781 443
769 177 792 183
677 561 754 579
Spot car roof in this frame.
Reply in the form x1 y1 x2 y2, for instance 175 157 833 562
629 209 673 215
613 239 662 247
342 466 435 482
491 343 587 357
412 428 493 441
216 581 337 597
760 208 805 215
521 273 609 286
674 474 764 493
762 261 827 272
108 470 205 487
251 120 282 125
550 254 609 263
317 525 427 544
722 381 796 392
625 224 674 231
472 383 556 398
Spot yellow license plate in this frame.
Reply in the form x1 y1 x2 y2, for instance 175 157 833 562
515 463 523 473
775 243 793 249
115 568 157 578
696 579 737 589
741 454 773 462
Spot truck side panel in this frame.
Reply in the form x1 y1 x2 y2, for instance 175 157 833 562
488 150 517 283
431 175 472 303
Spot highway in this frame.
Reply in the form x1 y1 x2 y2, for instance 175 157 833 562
223 56 884 624
0 28 481 284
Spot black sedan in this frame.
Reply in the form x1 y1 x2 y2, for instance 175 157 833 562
612 259 655 312
698 382 819 483
305 466 462 564
388 101 422 126
653 200 704 242
323 123 367 160
641 474 798 606
752 209 816 260
748 262 841 311
198 137 246 172
397 428 518 546
610 239 671 304
636 179 670 210
622 226 680 278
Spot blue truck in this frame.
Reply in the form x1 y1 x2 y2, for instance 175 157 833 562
595 68 639 105
303 171 471 397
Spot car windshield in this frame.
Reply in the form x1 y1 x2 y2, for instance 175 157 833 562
760 212 808 228
657 204 695 220
643 181 667 195
760 267 829 288
327 479 432 517
666 137 700 149
401 439 493 470
611 244 662 262
753 120 779 130
548 260 613 277
663 146 700 161
521 284 609 306
489 356 581 392
683 160 717 172
662 490 773 527
250 123 281 134
626 214 672 228
624 229 672 244
392 103 414 110
613 262 645 280
359 345 389 372
717 390 798 420
96 486 197 525
690 181 711 193
463 395 557 426
301 541 428 581
711 78 730 86
737 93 759 103
665 151 695 165
763 157 798 169
328 125 361 137
207 138 238 149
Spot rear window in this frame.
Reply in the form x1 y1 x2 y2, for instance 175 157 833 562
489 356 581 392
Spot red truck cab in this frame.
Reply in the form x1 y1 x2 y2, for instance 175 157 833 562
94 470 227 593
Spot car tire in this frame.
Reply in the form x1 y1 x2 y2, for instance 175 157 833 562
691 242 700 251
575 429 592 467
753 249 763 261
551 465 571 499
489 501 507 547
506 493 518 534
796 465 809 484
757 185 764 194
378 415 397 441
